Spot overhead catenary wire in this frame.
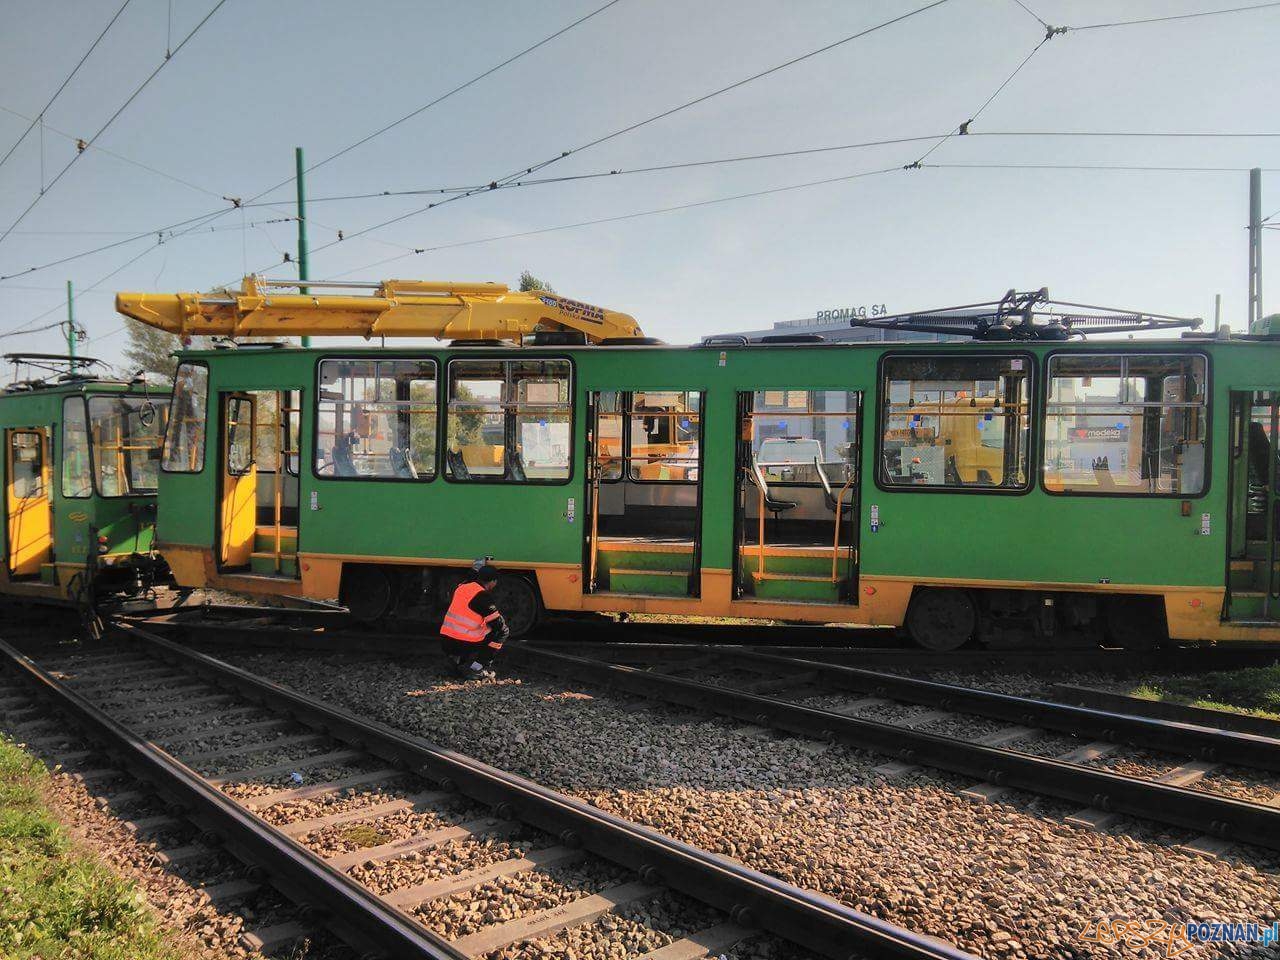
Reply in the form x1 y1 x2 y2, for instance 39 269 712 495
245 0 628 204
911 34 1052 167
0 101 225 200
1 238 165 341
1071 0 1280 31
314 165 904 280
0 0 133 175
0 0 232 249
289 0 954 263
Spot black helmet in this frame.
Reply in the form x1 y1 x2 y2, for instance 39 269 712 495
475 564 500 583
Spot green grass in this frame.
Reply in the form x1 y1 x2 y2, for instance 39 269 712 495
0 735 191 960
1126 663 1280 720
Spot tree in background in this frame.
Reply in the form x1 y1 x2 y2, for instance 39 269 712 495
122 319 185 378
518 271 554 293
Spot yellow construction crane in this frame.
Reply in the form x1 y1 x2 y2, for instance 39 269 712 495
115 276 644 343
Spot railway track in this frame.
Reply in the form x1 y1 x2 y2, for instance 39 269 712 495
134 603 1280 674
504 644 1280 858
0 623 980 960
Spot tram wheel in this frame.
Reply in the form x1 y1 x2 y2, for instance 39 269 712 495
492 574 541 639
905 588 976 651
340 566 396 622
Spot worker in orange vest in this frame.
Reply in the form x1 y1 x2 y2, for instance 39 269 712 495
440 564 509 679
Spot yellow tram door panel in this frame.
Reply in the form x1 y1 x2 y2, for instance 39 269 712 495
6 429 52 577
220 395 257 568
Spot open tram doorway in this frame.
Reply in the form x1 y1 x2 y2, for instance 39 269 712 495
584 390 703 597
734 390 861 605
217 390 301 577
4 428 52 579
1228 390 1280 622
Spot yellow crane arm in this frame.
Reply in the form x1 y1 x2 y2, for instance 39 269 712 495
115 276 643 343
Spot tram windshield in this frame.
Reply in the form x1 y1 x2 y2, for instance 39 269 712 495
87 395 171 496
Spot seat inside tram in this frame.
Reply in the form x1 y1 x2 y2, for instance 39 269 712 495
735 389 860 604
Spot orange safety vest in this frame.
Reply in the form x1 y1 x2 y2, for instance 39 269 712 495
440 581 500 644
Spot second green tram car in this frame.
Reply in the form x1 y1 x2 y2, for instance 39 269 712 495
143 328 1280 649
0 355 171 611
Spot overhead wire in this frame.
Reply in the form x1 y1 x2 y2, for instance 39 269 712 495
923 162 1280 172
0 0 232 248
289 0 955 263
1 238 166 341
0 0 133 174
245 0 628 203
0 101 225 199
1071 1 1280 31
318 165 903 280
911 34 1052 166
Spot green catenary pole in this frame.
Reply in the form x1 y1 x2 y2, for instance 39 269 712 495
296 146 311 348
66 279 76 361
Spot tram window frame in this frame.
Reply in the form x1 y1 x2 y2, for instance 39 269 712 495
444 357 574 485
161 361 210 475
61 396 92 499
87 394 170 498
625 390 702 485
313 358 439 483
746 389 860 488
875 352 1035 495
1040 351 1210 499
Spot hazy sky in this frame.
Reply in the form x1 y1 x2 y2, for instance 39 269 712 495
0 0 1276 371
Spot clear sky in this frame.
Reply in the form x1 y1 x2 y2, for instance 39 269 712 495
0 0 1276 372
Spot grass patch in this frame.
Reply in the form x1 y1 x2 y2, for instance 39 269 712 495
0 735 191 960
1126 664 1280 720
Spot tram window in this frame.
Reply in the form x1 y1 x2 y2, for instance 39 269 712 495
253 391 301 476
446 359 572 483
749 390 858 485
595 391 624 481
88 396 170 496
226 397 254 477
629 391 699 482
10 433 44 499
879 356 1030 490
1043 354 1207 496
162 362 209 473
316 359 437 481
61 398 92 499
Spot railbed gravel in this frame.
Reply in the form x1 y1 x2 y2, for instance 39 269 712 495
255 776 421 825
220 761 372 798
221 648 1280 959
415 859 630 939
350 833 543 896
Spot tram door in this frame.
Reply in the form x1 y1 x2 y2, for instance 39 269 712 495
5 429 52 578
219 394 257 568
733 390 860 604
584 390 703 597
1227 390 1280 621
218 391 301 575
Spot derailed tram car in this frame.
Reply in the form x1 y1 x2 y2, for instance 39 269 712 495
118 281 1280 648
0 354 170 614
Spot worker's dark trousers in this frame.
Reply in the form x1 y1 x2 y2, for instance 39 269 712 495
440 637 500 667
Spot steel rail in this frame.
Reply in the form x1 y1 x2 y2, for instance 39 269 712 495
709 648 1280 771
112 621 977 960
507 646 1280 852
0 637 464 960
1051 684 1280 740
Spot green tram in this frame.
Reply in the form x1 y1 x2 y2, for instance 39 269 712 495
0 354 171 612
119 282 1280 649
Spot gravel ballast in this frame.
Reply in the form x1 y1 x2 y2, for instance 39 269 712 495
217 648 1280 960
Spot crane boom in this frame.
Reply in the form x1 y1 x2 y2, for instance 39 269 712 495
115 276 643 343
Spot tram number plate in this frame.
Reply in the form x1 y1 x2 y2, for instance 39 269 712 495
1200 513 1211 536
